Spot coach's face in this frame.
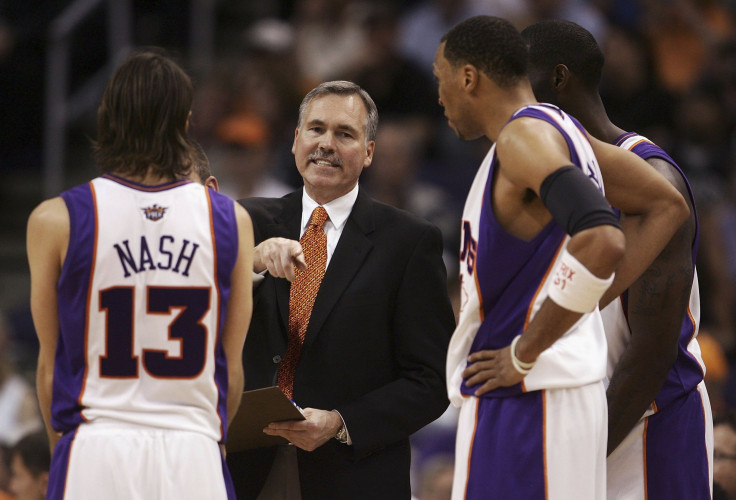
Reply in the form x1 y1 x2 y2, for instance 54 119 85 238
292 94 374 205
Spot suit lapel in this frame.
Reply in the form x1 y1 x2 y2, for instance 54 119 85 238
269 193 303 336
304 191 374 347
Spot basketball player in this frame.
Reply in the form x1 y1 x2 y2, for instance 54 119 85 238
521 20 712 499
27 49 254 500
433 16 689 499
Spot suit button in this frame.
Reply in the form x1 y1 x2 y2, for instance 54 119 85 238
272 355 282 364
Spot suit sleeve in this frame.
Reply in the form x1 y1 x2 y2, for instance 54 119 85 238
335 223 455 457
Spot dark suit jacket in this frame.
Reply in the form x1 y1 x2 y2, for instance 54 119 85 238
226 189 455 500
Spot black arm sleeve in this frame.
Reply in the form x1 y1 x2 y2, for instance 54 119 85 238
540 165 621 235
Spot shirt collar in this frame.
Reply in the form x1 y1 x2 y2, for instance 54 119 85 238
301 184 359 232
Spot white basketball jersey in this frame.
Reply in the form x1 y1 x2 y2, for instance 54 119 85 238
55 174 239 442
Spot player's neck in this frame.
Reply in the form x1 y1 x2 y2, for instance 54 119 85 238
569 93 625 145
115 167 177 186
484 85 537 143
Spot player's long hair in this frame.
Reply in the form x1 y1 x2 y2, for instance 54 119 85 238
92 48 198 180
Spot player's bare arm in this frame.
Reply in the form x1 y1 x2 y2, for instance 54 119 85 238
464 119 624 395
27 197 69 453
606 158 696 455
222 203 254 427
592 138 690 307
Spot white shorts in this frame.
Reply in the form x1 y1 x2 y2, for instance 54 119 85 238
453 381 607 500
48 422 233 500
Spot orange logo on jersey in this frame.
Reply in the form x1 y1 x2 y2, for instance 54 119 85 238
142 204 167 221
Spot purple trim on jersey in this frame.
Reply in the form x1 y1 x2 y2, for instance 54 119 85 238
461 107 593 399
461 166 567 398
54 184 97 431
46 427 77 499
614 132 704 411
617 134 700 259
512 106 582 167
644 388 710 499
465 392 545 499
208 189 239 441
102 173 193 192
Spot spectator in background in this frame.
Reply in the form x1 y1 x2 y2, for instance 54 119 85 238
714 411 736 500
525 0 609 43
347 2 442 122
361 117 460 275
397 0 487 78
290 0 366 91
414 454 454 500
9 432 50 500
0 311 42 448
0 445 13 500
642 0 735 97
599 26 676 145
211 109 294 199
698 327 730 414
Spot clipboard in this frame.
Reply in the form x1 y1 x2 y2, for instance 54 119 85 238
226 386 306 452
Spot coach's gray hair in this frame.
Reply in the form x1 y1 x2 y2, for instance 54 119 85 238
296 80 379 143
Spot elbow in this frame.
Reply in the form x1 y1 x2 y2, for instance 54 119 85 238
660 189 690 232
568 224 625 276
599 225 626 272
673 194 690 229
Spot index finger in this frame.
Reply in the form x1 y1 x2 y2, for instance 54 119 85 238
467 349 497 363
292 249 307 271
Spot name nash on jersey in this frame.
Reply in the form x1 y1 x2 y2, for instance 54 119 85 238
113 235 200 278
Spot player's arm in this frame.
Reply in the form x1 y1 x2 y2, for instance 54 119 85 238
27 197 69 454
222 202 254 427
590 138 690 307
606 158 696 455
463 119 624 393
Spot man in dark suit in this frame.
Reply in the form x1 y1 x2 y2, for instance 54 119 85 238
226 80 455 499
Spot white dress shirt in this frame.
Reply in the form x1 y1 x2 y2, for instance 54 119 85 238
300 184 359 268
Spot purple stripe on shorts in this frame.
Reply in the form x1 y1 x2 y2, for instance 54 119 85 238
645 388 710 499
46 428 78 500
466 391 546 499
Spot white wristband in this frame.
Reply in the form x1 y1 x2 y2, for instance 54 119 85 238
510 335 535 375
547 248 614 314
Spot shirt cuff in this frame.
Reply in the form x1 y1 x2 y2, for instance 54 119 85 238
331 409 352 445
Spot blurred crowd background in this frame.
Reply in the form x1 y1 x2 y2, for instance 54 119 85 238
1 0 736 498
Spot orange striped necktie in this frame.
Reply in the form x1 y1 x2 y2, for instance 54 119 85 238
277 206 329 399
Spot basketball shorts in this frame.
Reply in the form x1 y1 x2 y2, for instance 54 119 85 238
607 381 713 499
47 421 235 500
453 381 606 500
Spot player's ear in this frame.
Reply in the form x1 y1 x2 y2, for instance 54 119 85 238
553 64 570 90
205 176 219 192
463 64 479 92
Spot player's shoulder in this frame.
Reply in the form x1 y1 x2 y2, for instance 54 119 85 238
28 196 68 227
